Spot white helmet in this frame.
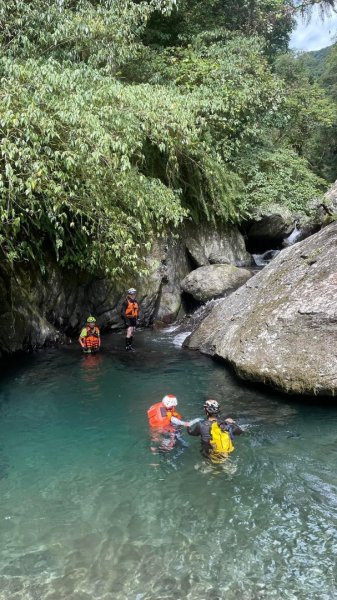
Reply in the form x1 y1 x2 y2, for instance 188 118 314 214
127 288 137 295
162 394 178 409
204 399 220 415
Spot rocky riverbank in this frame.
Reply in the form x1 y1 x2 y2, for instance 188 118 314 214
185 222 337 396
0 222 250 355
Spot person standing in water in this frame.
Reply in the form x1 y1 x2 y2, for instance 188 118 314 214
121 288 139 352
148 394 200 453
187 399 243 463
78 315 101 353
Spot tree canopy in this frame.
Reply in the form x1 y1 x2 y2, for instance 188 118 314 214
0 0 335 276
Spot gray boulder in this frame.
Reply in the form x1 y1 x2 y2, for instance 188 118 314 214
184 222 252 267
181 264 252 303
246 205 294 249
185 222 337 395
155 239 190 324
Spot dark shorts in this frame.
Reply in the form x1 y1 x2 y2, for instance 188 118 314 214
124 317 137 328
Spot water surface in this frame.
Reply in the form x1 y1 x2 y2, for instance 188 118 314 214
0 330 336 599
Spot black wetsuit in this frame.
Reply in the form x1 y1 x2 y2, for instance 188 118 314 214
188 417 243 457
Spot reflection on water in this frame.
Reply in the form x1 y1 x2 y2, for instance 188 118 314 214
0 331 337 599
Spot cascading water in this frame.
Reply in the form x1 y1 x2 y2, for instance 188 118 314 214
252 249 280 267
283 224 302 246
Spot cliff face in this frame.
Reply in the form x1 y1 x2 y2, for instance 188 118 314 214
185 222 337 396
0 224 249 355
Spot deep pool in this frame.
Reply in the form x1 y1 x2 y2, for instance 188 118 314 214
0 329 336 600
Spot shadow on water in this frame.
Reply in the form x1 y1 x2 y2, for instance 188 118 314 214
210 353 337 411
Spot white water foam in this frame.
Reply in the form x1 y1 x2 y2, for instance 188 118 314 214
162 324 180 333
173 331 191 347
253 249 280 267
283 225 301 246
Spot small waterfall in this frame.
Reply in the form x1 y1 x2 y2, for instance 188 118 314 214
164 298 223 347
283 225 301 246
252 249 280 267
173 331 192 347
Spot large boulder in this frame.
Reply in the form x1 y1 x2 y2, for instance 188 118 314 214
184 222 252 267
185 223 337 395
181 264 252 303
245 205 294 251
155 239 190 324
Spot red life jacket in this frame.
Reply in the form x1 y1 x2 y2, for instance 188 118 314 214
147 402 182 431
125 299 139 318
83 326 100 350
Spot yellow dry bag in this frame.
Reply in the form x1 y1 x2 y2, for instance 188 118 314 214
210 422 234 454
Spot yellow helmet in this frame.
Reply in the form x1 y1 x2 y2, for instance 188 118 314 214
86 315 96 323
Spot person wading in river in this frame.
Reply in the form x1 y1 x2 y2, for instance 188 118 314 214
147 394 200 453
121 288 139 352
187 399 243 463
79 315 101 353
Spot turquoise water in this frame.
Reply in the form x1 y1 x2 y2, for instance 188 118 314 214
0 329 337 600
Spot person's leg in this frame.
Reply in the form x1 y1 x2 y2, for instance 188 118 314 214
125 322 133 350
126 324 136 350
129 325 136 349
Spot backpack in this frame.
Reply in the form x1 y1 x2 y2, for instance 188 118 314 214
210 421 234 454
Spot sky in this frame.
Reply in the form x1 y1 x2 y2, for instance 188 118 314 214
290 6 337 51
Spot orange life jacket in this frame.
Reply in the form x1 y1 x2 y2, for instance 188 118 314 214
147 402 182 431
125 299 139 319
83 326 100 350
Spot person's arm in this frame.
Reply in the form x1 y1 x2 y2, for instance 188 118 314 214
79 328 87 348
170 415 190 427
187 421 202 436
222 417 244 436
97 329 101 348
171 416 202 428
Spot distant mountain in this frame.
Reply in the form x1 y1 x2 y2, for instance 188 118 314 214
300 43 335 79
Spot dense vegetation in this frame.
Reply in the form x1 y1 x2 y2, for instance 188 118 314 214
0 0 336 276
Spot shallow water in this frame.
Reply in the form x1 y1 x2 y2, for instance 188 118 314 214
0 330 337 600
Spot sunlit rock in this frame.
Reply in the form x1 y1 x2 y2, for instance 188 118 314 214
181 264 252 302
185 223 337 395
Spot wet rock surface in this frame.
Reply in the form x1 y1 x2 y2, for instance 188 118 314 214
1 222 253 355
185 223 337 395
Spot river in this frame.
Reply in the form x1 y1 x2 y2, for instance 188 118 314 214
0 329 336 600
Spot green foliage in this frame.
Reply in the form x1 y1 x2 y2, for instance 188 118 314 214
320 42 337 101
0 58 189 276
235 144 326 216
274 50 337 182
274 53 336 152
144 0 295 55
0 0 334 277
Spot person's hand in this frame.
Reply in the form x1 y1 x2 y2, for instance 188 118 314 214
225 418 236 424
187 418 203 427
